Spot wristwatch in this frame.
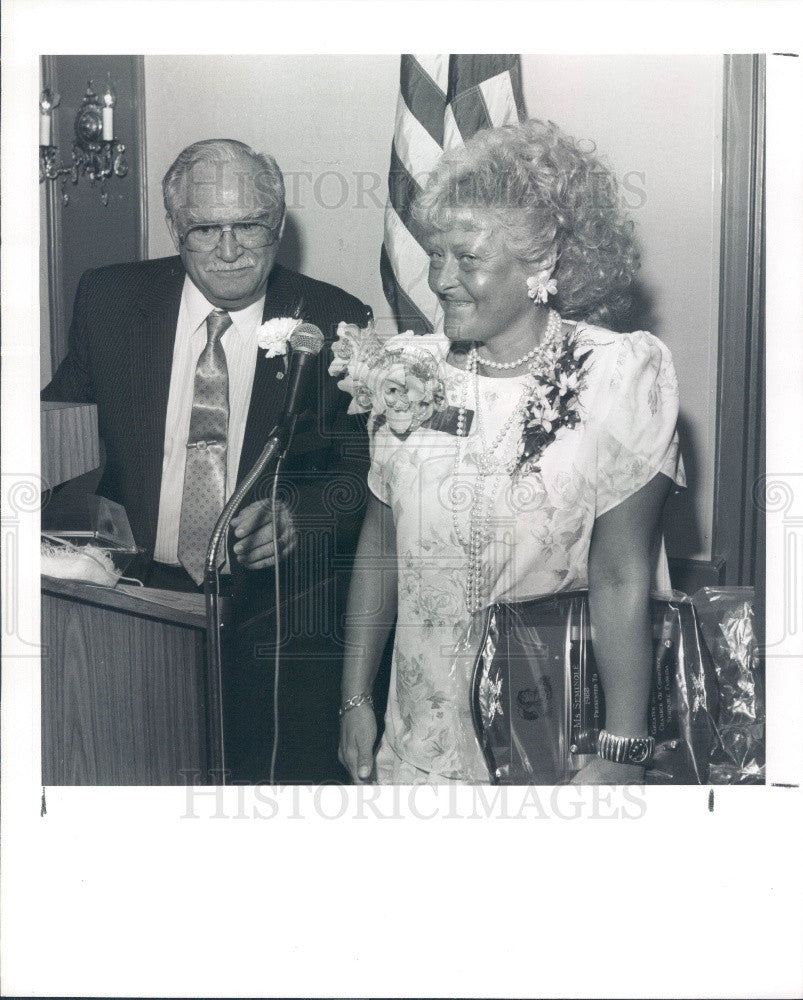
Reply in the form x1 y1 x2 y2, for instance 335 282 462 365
597 729 655 765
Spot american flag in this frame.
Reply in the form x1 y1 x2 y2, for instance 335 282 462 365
380 54 526 334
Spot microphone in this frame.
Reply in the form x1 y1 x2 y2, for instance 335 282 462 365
272 323 325 446
203 322 325 581
203 323 325 718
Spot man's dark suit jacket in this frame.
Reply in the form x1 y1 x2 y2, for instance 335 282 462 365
42 255 373 783
42 256 371 560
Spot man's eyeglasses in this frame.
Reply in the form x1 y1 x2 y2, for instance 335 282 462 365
180 221 278 252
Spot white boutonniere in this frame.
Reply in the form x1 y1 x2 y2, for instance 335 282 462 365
257 316 303 358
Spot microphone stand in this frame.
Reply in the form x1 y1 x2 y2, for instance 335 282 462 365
202 419 296 784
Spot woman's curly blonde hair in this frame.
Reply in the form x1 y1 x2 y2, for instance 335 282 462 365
412 119 640 328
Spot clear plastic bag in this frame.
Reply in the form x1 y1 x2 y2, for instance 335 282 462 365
692 587 764 784
470 590 721 784
41 492 141 587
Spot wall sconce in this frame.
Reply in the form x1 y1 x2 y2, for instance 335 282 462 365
39 76 128 205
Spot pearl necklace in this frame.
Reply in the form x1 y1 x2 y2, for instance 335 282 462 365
452 353 531 612
471 347 532 476
451 309 563 613
475 308 562 370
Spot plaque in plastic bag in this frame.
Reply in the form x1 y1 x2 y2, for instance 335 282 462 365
470 590 720 784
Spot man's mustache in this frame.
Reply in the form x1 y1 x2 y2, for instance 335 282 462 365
204 253 257 272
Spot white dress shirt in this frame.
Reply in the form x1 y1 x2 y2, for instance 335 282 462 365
154 277 266 564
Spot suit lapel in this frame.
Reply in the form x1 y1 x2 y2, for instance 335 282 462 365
128 258 185 549
237 266 306 482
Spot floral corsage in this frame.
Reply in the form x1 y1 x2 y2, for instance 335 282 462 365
257 316 303 359
516 328 593 475
329 323 449 438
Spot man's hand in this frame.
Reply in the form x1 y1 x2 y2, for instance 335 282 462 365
339 704 377 783
230 499 297 570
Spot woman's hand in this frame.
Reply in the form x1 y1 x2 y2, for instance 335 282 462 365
339 704 377 783
571 757 645 785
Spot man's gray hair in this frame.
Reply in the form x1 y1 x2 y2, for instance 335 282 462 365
162 138 285 228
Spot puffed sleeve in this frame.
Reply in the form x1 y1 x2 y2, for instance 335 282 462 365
595 331 686 517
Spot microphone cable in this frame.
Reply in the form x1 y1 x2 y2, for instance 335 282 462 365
268 452 286 787
205 323 324 786
266 323 323 785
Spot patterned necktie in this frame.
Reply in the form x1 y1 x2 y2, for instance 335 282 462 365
178 308 232 585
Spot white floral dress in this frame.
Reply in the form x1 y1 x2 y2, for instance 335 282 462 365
330 321 685 783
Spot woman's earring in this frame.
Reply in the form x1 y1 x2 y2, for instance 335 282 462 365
527 270 557 305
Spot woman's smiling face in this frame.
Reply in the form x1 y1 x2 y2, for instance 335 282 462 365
426 218 534 346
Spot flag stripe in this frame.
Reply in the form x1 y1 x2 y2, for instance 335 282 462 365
447 54 518 102
383 202 438 325
400 55 446 148
442 104 464 152
480 69 523 127
380 244 433 335
387 144 430 247
392 93 444 186
382 54 526 333
450 85 493 143
412 54 449 96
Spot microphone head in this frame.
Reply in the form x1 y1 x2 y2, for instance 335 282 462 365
289 323 325 356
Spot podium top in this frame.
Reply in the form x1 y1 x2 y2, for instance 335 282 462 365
41 575 215 630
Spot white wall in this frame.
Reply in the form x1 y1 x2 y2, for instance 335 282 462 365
145 54 398 332
144 54 722 560
519 55 722 562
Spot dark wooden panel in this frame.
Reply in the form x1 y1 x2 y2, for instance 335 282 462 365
42 591 210 785
42 54 146 371
712 55 766 587
669 556 727 596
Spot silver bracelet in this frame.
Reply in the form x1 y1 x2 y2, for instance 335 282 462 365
339 692 374 717
597 729 655 765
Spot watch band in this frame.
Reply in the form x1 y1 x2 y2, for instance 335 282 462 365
597 729 655 765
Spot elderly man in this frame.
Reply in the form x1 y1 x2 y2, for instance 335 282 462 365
42 139 372 783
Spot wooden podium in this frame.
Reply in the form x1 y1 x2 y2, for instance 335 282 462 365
41 577 225 785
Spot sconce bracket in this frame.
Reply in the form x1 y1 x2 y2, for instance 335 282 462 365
74 85 105 155
39 78 128 201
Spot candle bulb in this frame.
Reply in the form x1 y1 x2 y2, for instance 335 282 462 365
102 77 116 141
39 87 58 147
102 107 114 141
39 111 51 147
